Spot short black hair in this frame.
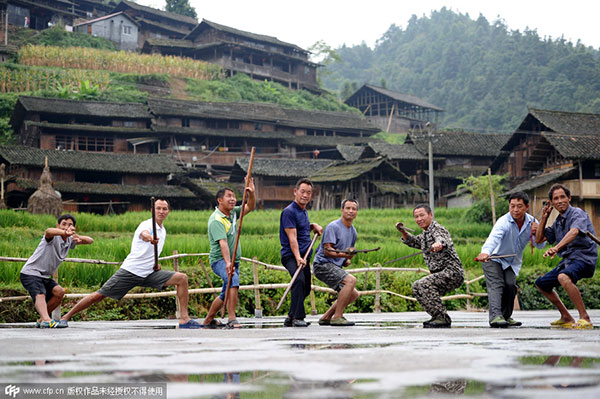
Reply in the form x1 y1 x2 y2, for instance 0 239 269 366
154 198 170 208
548 183 570 200
57 214 76 226
341 199 359 209
215 187 234 203
413 203 432 214
508 191 529 206
295 178 313 189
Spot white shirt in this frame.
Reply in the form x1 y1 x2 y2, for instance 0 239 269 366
120 218 166 278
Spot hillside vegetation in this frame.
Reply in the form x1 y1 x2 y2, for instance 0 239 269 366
1 208 598 322
323 7 600 132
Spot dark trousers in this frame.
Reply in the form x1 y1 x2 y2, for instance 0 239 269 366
282 256 312 320
482 261 517 322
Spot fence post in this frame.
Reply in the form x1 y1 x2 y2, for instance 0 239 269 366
252 257 262 318
374 267 381 313
309 271 317 315
172 250 180 319
466 270 471 311
51 270 61 320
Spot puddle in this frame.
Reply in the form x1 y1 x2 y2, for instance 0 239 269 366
289 343 394 350
520 355 600 368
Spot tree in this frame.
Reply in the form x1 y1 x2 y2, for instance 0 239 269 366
165 0 197 19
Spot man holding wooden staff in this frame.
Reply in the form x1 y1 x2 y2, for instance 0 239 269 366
203 179 255 329
534 183 597 329
475 192 545 328
279 178 323 327
61 198 200 328
313 199 360 326
396 204 464 328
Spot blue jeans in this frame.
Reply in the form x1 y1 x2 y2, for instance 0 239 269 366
211 259 240 301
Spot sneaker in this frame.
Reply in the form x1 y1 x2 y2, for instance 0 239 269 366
283 317 292 327
291 319 310 327
318 318 331 326
55 319 69 328
506 318 522 327
423 317 451 328
490 316 509 328
40 320 58 328
330 317 355 326
422 317 436 326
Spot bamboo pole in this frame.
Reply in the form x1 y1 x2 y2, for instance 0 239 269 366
374 268 381 312
466 270 471 311
309 273 317 315
252 257 262 318
488 168 496 225
172 250 180 319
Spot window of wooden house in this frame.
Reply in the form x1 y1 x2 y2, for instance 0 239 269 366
123 121 135 127
182 118 190 127
254 123 263 131
75 171 120 184
55 135 74 150
78 136 114 152
123 25 132 35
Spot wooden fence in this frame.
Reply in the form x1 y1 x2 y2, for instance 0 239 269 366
0 252 488 318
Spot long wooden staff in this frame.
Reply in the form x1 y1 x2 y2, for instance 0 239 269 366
151 197 159 271
276 233 320 311
223 147 256 310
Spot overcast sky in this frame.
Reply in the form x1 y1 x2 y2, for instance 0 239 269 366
136 0 600 51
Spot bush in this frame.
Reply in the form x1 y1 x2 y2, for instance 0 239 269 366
463 199 509 224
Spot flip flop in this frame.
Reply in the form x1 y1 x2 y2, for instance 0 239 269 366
179 319 203 329
573 319 593 330
550 319 575 327
204 319 224 329
226 319 242 329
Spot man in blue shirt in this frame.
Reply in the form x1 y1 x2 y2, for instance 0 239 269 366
313 199 359 326
475 192 545 327
535 184 597 329
279 178 323 327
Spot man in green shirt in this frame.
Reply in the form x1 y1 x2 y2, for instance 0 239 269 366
203 179 255 328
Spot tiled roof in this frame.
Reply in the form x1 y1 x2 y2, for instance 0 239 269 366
528 108 600 135
0 145 182 174
503 167 577 195
407 131 511 157
112 0 197 26
368 142 429 161
16 178 195 198
346 84 443 111
147 98 379 133
143 38 196 49
336 145 365 161
310 157 409 183
14 96 150 119
426 165 488 179
373 181 426 195
152 126 293 140
285 136 378 148
186 19 306 53
542 132 600 160
233 158 332 178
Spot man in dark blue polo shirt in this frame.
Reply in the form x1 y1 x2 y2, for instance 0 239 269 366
279 178 323 327
535 183 597 329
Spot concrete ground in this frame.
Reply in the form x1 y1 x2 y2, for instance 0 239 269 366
1 310 599 399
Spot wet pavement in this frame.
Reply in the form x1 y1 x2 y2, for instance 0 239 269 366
1 310 599 398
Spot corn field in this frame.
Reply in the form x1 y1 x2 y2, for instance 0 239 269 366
18 45 224 80
0 66 110 93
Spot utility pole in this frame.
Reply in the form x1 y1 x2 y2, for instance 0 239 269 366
426 122 434 212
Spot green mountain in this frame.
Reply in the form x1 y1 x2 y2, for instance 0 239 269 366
322 7 600 132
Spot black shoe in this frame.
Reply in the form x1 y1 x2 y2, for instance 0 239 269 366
490 316 509 328
423 317 451 328
292 319 310 327
283 317 292 327
422 317 435 326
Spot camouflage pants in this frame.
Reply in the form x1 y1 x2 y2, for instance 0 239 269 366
412 266 464 320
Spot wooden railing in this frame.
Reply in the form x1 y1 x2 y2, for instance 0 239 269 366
0 252 487 318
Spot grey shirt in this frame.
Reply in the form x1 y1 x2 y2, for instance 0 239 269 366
20 235 76 278
314 218 357 267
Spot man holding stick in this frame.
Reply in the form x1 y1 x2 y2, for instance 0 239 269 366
534 184 597 329
313 199 360 326
279 178 323 327
203 180 255 329
396 204 464 328
475 192 545 327
61 198 200 328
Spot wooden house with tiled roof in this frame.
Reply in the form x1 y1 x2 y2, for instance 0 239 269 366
309 157 424 209
406 131 510 204
2 0 77 29
345 84 443 133
0 145 196 212
230 158 332 209
111 0 197 49
143 19 320 92
11 96 153 153
491 108 600 230
71 0 115 20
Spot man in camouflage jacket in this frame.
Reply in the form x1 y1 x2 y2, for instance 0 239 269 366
396 204 464 328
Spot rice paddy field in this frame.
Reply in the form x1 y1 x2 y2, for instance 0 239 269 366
1 208 597 322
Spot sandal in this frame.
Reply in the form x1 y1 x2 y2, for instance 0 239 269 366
179 319 203 329
204 319 224 329
573 319 593 330
226 319 242 329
